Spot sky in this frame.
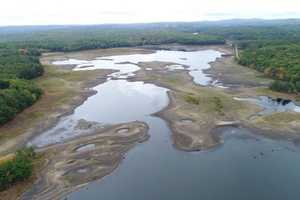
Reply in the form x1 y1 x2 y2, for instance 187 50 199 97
1 0 300 26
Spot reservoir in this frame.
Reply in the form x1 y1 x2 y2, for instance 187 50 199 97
30 49 300 200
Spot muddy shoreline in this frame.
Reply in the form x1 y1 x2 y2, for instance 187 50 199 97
35 44 300 151
131 45 300 151
21 122 149 200
0 70 114 156
42 44 300 151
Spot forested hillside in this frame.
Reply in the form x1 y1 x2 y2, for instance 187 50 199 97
0 29 225 51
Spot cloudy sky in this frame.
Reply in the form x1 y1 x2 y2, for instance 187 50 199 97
1 0 300 26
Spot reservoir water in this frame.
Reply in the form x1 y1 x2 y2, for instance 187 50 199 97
31 49 300 200
234 96 300 115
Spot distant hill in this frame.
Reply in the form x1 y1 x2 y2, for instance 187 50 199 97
1 18 300 35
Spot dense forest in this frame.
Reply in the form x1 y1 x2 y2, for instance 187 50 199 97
0 29 225 51
0 48 43 79
1 19 300 126
239 45 300 93
0 48 43 125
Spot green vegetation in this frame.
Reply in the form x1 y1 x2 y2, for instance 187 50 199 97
184 94 225 115
183 19 300 47
0 79 42 125
0 148 35 191
0 29 225 51
239 44 300 93
184 94 200 105
0 48 43 79
211 97 224 115
0 47 44 125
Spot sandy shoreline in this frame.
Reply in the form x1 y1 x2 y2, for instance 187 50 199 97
21 122 149 200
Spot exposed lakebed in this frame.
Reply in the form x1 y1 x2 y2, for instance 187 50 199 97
53 49 222 85
29 48 300 200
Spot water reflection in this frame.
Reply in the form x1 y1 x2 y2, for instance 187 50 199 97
30 80 169 147
234 96 300 115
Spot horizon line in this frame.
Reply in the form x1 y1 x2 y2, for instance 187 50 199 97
0 17 300 28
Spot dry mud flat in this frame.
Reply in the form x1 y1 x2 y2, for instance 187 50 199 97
131 45 300 151
206 51 300 138
39 44 300 152
132 59 255 151
21 122 148 200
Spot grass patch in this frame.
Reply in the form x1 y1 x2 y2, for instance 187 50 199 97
261 112 300 124
211 96 225 115
184 94 200 105
184 94 225 115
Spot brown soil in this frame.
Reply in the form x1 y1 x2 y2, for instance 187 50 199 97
132 45 300 150
20 122 148 200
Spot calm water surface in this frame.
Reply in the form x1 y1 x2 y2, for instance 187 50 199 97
30 80 169 147
234 96 300 115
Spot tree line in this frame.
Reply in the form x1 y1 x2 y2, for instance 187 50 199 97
0 29 225 51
